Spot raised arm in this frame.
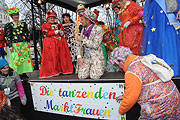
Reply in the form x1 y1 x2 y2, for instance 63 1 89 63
118 72 142 114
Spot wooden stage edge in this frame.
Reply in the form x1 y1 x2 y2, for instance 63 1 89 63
26 70 180 82
27 70 125 82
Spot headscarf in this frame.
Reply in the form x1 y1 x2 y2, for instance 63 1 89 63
110 46 132 68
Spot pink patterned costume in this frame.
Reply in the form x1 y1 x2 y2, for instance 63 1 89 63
124 55 180 119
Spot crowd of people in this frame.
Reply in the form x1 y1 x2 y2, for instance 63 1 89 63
0 0 180 119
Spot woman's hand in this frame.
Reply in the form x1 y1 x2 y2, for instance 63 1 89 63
144 21 147 26
123 21 131 28
9 47 13 52
116 95 123 103
58 30 64 36
104 66 107 71
7 98 11 106
176 10 180 20
28 42 31 48
77 58 84 68
76 35 83 42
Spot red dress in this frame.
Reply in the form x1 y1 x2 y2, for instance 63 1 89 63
39 23 73 78
119 1 144 55
0 29 8 58
0 29 7 48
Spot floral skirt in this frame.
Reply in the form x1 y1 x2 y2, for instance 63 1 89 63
9 42 33 74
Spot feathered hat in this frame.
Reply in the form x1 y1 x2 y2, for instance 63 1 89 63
76 4 85 13
82 9 97 23
45 10 57 22
6 7 19 16
112 0 120 5
100 25 110 35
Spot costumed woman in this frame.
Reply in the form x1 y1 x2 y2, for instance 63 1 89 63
0 59 27 115
141 0 180 76
100 25 120 72
112 0 144 55
112 4 121 39
62 13 77 73
40 10 73 78
4 7 33 79
0 29 8 59
110 46 180 119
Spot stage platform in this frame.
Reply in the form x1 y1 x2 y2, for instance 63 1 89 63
21 71 179 120
27 70 125 82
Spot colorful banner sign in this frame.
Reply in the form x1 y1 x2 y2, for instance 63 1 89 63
30 82 126 120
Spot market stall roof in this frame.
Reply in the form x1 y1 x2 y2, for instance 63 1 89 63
37 0 112 12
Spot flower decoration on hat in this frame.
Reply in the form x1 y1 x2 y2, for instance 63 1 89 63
76 4 85 13
93 9 99 20
112 0 120 5
100 25 110 35
6 7 20 16
82 9 97 23
45 10 57 22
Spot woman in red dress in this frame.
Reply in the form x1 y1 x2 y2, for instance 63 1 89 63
39 10 73 78
112 0 144 55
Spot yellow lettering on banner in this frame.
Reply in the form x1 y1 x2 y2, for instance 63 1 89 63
50 91 54 96
104 110 111 117
87 92 94 98
60 105 63 111
90 92 94 98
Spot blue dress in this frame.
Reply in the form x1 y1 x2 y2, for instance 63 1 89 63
141 0 180 76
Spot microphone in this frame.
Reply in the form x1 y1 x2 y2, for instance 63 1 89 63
78 25 84 57
78 25 83 35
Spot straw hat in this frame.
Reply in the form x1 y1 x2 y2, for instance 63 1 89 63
76 4 85 13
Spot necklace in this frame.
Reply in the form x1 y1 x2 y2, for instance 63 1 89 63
66 23 70 26
14 21 21 26
118 1 131 14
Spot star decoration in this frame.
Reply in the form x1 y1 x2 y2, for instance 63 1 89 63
148 41 151 45
151 28 156 32
160 10 163 13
